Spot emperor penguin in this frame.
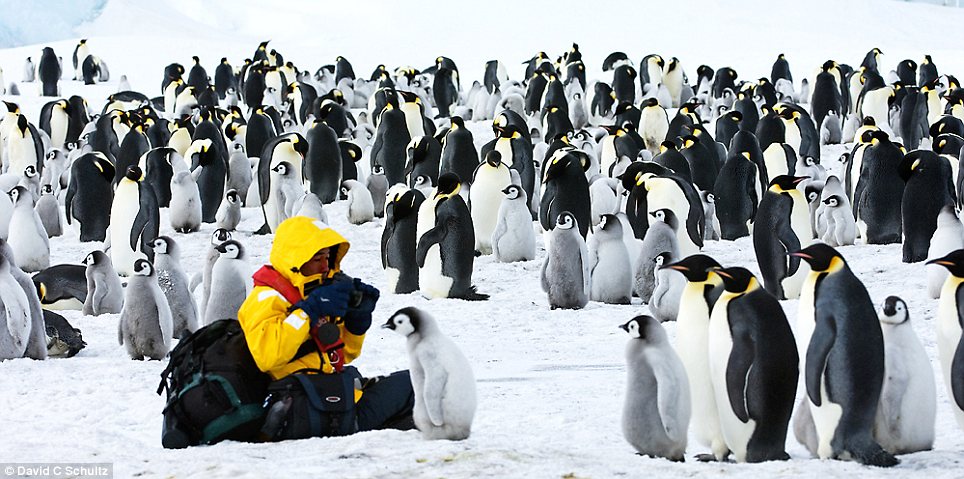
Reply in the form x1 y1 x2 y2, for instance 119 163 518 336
791 243 898 467
292 192 329 224
72 39 90 81
709 267 798 463
257 133 308 233
38 47 60 96
491 185 536 263
383 307 476 440
204 240 250 324
753 175 811 300
169 170 202 233
382 189 424 294
81 250 124 316
342 179 375 225
636 209 680 303
470 151 512 254
0 252 31 360
118 259 172 360
34 184 62 238
110 166 159 276
638 98 669 156
714 151 760 240
874 296 936 455
926 250 964 433
226 141 252 203
926 206 964 298
587 214 632 304
198 228 231 317
416 173 487 300
649 252 685 323
22 57 34 83
541 211 590 310
620 315 690 461
439 117 479 188
151 236 198 338
7 186 49 273
589 177 620 227
819 195 856 247
663 254 728 461
215 189 242 232
269 161 304 223
899 150 955 263
640 172 705 257
366 165 389 218
186 137 227 224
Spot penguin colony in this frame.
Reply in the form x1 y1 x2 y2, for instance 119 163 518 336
3 36 964 464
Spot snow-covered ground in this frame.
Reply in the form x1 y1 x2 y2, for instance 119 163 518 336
2 0 964 478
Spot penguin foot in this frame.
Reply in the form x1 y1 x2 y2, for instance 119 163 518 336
456 287 489 301
853 447 899 468
254 223 271 235
694 454 717 462
474 250 482 257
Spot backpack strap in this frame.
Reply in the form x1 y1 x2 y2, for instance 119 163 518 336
252 265 345 372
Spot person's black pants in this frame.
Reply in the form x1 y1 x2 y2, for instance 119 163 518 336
356 370 416 431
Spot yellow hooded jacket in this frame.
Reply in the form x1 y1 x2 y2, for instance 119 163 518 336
237 217 365 383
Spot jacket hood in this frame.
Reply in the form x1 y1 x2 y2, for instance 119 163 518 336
269 216 350 289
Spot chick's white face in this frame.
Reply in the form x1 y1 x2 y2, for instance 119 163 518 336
152 239 169 254
388 313 416 337
623 320 642 338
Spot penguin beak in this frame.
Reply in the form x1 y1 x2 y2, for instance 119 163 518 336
926 259 954 267
789 251 812 260
792 176 811 185
381 318 395 330
618 322 629 332
662 265 688 272
716 270 733 280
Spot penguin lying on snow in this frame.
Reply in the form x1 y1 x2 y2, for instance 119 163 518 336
44 310 86 358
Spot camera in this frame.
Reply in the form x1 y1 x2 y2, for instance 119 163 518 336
331 273 366 310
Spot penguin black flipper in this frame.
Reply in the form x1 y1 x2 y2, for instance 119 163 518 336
805 311 836 407
414 224 446 268
952 333 964 411
130 186 159 261
725 325 755 423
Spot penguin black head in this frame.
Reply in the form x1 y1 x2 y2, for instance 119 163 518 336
382 306 422 337
879 296 909 325
659 140 678 153
502 184 522 200
484 150 502 167
556 211 577 230
225 189 239 204
790 243 844 273
82 250 107 267
822 195 841 208
212 228 232 245
372 164 384 175
927 249 964 278
449 116 465 129
662 254 721 282
132 259 154 277
151 236 172 255
414 174 434 189
649 209 679 230
23 165 37 178
768 175 808 193
619 315 665 343
642 97 659 108
215 240 244 259
597 214 620 233
716 267 759 294
41 184 53 195
653 251 674 269
8 185 28 205
436 172 461 199
125 166 143 182
271 161 292 177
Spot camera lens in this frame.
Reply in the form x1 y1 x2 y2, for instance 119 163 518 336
348 290 364 309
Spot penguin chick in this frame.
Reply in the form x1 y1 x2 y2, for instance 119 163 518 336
342 179 375 224
118 259 172 360
81 250 124 316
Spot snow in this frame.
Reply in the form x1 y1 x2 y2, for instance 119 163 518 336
0 0 964 477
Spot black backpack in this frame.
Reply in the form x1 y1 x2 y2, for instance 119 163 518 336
157 319 270 448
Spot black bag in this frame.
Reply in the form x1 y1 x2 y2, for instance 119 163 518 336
157 320 270 448
261 366 361 441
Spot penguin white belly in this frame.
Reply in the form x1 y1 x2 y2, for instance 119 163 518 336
664 70 683 107
385 267 400 293
110 186 147 276
676 287 725 456
589 244 631 301
927 93 942 127
494 207 535 262
495 139 514 168
863 91 893 134
41 297 84 311
419 244 452 299
941 155 960 194
937 279 964 429
470 172 511 254
927 225 964 299
848 147 866 202
7 134 35 175
600 139 616 177
763 143 791 179
783 122 802 154
781 194 812 299
796 274 819 364
810 378 845 459
49 109 68 148
401 104 425 139
708 295 755 462
639 111 668 153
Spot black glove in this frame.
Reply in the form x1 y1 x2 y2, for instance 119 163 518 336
352 279 380 314
294 281 354 320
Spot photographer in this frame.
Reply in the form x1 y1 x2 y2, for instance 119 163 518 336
238 216 415 440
